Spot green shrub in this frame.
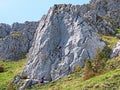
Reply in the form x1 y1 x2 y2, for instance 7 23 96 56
0 66 4 72
86 4 93 8
73 64 82 73
115 28 120 34
21 74 27 79
83 49 107 80
83 60 95 80
6 82 17 90
105 56 120 70
53 9 58 14
12 31 22 38
93 49 106 74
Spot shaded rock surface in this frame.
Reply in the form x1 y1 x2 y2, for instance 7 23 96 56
0 21 39 61
0 23 11 38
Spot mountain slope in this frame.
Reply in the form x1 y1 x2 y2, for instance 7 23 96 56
30 67 120 90
2 0 120 89
18 0 120 85
0 58 26 90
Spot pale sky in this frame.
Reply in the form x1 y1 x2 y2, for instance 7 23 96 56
0 0 90 24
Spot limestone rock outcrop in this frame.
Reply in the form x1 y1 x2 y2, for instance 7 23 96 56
14 0 120 88
0 21 39 61
90 0 120 28
21 0 120 81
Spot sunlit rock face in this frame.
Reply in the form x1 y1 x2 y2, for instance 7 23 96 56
22 3 118 81
19 0 120 83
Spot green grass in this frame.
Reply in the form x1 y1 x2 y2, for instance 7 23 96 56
28 68 120 90
100 34 119 49
0 59 26 90
115 28 120 34
0 34 120 90
11 31 22 38
75 68 120 90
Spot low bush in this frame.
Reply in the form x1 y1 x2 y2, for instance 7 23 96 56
21 74 27 79
12 31 22 38
83 60 95 80
83 49 106 80
0 66 4 72
74 64 82 73
6 82 17 90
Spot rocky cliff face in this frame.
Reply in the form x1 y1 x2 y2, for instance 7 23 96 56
19 0 120 82
0 21 39 61
90 0 120 28
0 23 11 38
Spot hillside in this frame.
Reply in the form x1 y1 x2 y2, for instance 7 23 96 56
0 58 26 90
16 0 120 89
0 0 120 90
30 66 120 90
27 33 120 90
1 33 120 90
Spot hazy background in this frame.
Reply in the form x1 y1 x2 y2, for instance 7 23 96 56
0 0 90 24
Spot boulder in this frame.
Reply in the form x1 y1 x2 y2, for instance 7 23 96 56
111 40 120 58
19 79 32 90
116 34 120 39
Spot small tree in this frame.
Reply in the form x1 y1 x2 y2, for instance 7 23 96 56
83 60 95 80
93 49 105 74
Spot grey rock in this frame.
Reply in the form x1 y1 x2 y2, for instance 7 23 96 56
0 23 11 38
116 34 120 39
19 79 32 90
18 78 49 90
21 2 109 81
12 75 21 84
90 0 120 28
0 21 39 61
111 40 120 58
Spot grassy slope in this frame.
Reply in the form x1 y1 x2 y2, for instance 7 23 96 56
29 35 120 90
29 55 120 90
0 59 26 89
0 35 120 90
